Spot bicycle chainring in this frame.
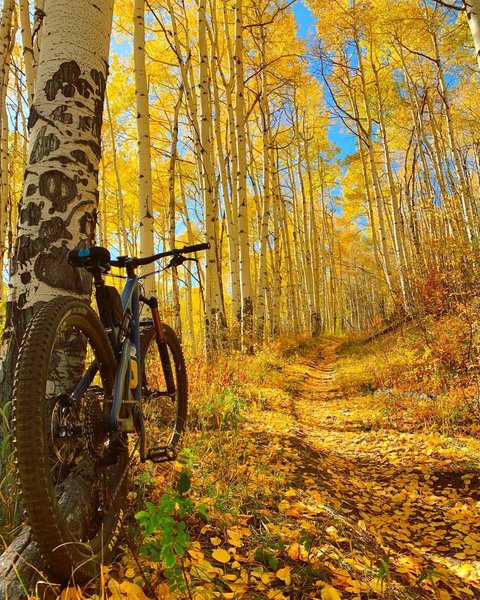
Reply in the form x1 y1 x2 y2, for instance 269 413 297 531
84 396 110 460
50 394 83 465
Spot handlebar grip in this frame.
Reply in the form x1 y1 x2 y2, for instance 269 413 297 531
180 242 210 254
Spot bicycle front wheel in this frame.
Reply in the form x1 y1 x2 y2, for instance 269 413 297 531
13 297 128 583
140 323 187 453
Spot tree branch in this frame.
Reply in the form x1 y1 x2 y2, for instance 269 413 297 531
433 0 465 11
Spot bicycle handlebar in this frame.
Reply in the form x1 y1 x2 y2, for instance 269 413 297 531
126 242 210 267
68 243 210 271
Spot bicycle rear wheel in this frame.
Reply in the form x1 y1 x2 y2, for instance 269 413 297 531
13 296 128 583
140 323 187 455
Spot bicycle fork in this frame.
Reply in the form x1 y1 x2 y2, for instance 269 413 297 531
140 296 178 464
148 297 177 399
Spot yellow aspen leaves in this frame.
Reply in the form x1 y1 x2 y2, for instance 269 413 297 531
276 566 292 585
287 541 303 560
321 584 342 599
210 536 222 546
226 529 243 547
212 548 231 563
118 581 150 600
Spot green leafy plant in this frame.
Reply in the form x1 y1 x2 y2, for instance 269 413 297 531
135 472 208 593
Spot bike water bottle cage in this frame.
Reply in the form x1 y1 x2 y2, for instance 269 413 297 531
67 247 111 273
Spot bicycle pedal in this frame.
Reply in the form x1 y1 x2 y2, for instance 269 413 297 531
145 445 176 463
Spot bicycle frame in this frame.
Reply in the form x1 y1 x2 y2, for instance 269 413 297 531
110 275 141 430
67 241 208 459
71 274 142 431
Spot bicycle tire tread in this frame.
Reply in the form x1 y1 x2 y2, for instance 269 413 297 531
13 296 120 582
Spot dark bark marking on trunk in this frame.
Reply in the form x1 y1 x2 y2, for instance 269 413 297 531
17 291 27 309
38 216 73 242
79 115 92 132
28 106 40 131
79 210 96 236
44 61 93 102
13 235 49 269
30 126 60 164
51 105 74 125
20 272 31 285
39 170 77 212
34 244 89 293
26 184 37 197
77 139 101 160
71 149 94 172
20 201 44 225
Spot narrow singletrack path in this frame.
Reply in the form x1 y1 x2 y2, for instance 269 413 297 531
249 340 480 599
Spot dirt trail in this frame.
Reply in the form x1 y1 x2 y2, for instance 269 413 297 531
257 340 480 599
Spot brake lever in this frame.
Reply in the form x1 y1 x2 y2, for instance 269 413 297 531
167 254 187 268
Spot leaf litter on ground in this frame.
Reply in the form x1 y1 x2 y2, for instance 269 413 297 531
73 336 480 599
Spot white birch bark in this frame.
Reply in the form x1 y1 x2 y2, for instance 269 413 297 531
106 91 129 255
32 0 45 82
234 0 253 346
199 0 226 348
0 0 14 84
465 0 480 68
255 31 271 340
0 0 14 301
134 0 154 295
8 0 114 311
18 0 35 106
169 85 183 336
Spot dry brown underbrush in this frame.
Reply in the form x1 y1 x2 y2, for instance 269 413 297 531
335 299 480 435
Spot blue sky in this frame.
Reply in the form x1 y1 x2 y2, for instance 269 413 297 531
292 1 316 38
292 1 357 161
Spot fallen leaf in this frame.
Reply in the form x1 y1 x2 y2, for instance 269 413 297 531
321 584 342 600
276 565 291 585
212 548 231 563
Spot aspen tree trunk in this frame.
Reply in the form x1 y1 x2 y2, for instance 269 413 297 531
106 92 129 255
209 3 241 331
169 85 183 337
0 0 14 80
371 57 409 310
18 0 35 106
99 157 108 247
430 27 475 242
465 0 480 68
0 0 14 302
198 0 226 349
256 31 271 340
280 198 299 333
1 0 114 407
180 174 199 351
271 157 282 335
353 35 394 296
301 122 322 334
134 0 154 296
293 114 315 334
32 0 45 82
234 0 253 348
218 0 242 329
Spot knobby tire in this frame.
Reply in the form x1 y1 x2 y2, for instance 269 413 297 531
13 297 128 583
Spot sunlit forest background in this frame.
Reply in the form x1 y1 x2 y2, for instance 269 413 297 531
2 1 480 597
2 0 479 350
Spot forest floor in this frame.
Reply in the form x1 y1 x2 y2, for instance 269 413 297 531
75 335 480 599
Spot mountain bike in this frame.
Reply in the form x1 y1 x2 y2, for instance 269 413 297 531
12 242 208 582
